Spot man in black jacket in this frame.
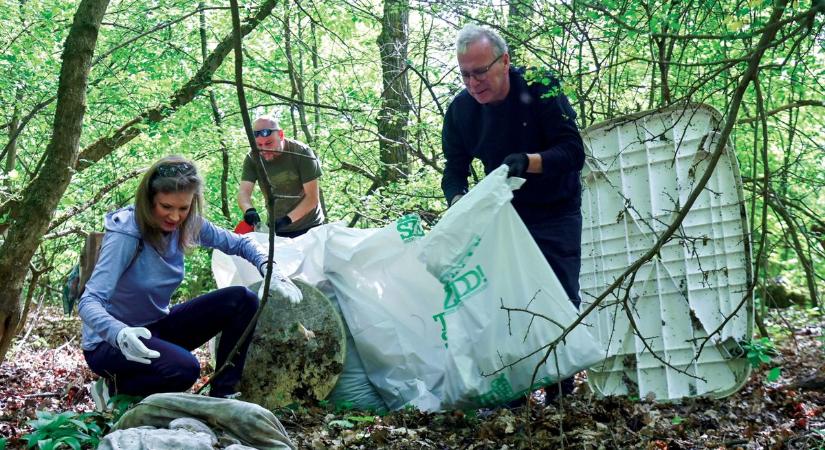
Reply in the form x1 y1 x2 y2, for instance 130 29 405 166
441 24 585 402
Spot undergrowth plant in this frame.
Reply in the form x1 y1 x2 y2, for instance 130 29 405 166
743 337 782 382
21 395 138 450
22 411 102 450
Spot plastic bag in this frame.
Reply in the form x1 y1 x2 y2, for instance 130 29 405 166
323 218 447 411
419 166 604 407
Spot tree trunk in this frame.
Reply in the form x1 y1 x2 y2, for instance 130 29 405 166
284 2 313 144
0 0 110 364
4 90 22 183
377 0 411 183
311 20 320 140
199 3 232 220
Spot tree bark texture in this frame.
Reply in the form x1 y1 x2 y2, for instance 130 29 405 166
377 0 411 183
0 0 110 363
199 2 232 220
4 91 22 182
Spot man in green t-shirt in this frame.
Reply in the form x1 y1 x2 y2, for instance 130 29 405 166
238 115 324 238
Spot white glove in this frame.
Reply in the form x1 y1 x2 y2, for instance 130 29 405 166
258 262 303 304
116 327 160 364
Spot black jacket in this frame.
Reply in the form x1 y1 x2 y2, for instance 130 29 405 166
441 67 584 223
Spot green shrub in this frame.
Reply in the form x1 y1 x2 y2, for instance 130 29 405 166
22 395 139 449
22 411 102 450
743 337 782 382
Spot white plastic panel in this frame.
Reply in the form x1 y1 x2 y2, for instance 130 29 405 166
580 104 753 401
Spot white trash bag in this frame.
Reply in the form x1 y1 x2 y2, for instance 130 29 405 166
419 165 604 408
324 217 448 411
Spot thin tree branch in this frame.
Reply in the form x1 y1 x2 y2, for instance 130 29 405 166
738 99 825 124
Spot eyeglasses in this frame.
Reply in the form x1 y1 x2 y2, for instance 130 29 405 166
154 162 196 178
460 53 504 82
253 128 280 138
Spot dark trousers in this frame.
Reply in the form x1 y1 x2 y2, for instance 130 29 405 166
524 210 582 308
526 210 582 399
84 286 259 398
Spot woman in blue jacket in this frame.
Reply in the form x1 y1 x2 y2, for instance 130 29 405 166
78 155 301 404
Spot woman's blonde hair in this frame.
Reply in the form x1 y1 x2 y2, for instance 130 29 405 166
134 155 203 253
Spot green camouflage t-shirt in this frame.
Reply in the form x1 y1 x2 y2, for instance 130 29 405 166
241 138 324 232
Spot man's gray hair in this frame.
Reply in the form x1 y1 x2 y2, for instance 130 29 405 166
456 24 509 57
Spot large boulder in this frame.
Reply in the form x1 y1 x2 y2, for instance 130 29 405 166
236 279 345 409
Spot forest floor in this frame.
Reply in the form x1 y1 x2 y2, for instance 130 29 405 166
0 305 822 449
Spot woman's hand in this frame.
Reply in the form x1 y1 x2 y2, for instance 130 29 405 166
116 327 161 364
257 263 303 304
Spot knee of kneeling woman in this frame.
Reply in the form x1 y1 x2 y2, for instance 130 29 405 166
241 286 260 311
225 285 259 309
167 355 201 391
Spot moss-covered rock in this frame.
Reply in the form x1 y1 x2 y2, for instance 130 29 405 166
236 279 345 410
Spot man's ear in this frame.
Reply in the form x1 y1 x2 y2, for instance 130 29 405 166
278 129 285 140
503 52 511 68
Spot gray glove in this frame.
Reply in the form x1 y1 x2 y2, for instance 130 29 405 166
258 262 303 304
116 327 160 364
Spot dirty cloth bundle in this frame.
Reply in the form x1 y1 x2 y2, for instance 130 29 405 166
99 393 295 450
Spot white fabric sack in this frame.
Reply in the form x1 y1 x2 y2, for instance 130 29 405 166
211 224 332 289
419 165 604 408
108 393 295 450
323 218 448 411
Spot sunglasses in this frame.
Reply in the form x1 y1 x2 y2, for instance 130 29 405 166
154 162 196 178
253 128 281 138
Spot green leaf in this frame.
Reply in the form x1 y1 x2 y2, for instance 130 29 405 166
68 420 88 432
671 415 683 425
345 415 376 423
61 436 82 450
767 367 782 382
26 419 54 430
327 419 354 429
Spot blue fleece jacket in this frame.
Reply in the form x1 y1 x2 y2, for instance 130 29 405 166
78 206 269 351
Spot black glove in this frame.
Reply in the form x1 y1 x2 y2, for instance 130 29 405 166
502 153 529 178
243 208 261 226
274 216 292 231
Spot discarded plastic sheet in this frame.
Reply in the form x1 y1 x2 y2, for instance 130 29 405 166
579 104 753 400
